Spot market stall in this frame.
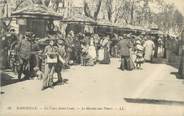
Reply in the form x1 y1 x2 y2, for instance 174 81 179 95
11 4 63 38
61 14 96 35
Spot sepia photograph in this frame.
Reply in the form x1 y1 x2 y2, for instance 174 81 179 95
0 0 184 116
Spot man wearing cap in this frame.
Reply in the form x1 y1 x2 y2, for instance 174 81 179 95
55 39 66 83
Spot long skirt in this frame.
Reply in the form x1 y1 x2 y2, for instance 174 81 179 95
89 46 97 59
42 63 55 88
144 48 154 62
99 47 110 64
81 54 94 66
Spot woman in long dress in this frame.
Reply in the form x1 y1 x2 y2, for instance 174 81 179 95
143 38 155 62
157 38 164 57
98 36 110 64
88 37 97 64
80 41 94 66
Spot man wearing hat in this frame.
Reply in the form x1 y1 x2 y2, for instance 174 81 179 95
16 32 32 80
118 35 134 71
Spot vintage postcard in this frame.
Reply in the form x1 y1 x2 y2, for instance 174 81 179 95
0 0 184 116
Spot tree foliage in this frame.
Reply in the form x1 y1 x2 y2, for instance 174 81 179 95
83 0 184 33
1 0 183 34
84 0 102 20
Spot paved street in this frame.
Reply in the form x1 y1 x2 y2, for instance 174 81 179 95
1 58 184 116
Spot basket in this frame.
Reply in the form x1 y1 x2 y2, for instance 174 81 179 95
46 52 58 64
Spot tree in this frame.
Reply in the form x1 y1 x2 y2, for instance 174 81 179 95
51 0 61 11
0 0 26 32
32 0 43 4
44 0 51 7
106 0 113 22
105 0 124 23
84 1 93 18
84 0 102 20
120 0 132 24
173 9 184 33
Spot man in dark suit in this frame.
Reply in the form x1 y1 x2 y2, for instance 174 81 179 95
118 35 133 71
16 32 32 80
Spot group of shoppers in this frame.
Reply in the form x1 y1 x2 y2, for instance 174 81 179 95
118 34 156 71
1 29 167 90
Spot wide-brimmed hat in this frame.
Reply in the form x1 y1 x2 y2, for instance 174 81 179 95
25 32 32 37
57 39 65 44
119 36 123 40
136 40 141 45
10 29 15 32
68 31 74 36
127 33 132 39
137 44 144 51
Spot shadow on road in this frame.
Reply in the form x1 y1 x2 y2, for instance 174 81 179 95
0 72 24 87
124 98 184 106
170 72 184 80
54 79 69 86
0 91 5 94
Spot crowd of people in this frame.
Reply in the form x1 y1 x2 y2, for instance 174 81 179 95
1 29 167 90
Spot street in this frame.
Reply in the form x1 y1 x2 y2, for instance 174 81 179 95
1 58 184 116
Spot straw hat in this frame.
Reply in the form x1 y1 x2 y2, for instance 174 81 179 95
136 40 141 45
57 39 64 44
137 44 144 51
119 36 123 40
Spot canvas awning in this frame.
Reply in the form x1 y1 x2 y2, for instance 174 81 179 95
11 4 63 20
62 14 96 24
96 20 113 27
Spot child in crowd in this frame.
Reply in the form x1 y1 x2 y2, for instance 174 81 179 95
135 40 144 69
80 42 89 66
33 67 43 80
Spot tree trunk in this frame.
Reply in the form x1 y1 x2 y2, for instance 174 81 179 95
84 2 93 19
106 0 112 22
94 0 102 20
130 1 134 25
32 0 43 4
44 0 50 7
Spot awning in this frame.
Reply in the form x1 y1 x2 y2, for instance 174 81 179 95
96 20 113 27
11 4 63 20
62 14 96 24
